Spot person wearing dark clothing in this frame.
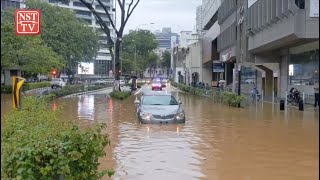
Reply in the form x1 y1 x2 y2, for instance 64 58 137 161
314 84 319 107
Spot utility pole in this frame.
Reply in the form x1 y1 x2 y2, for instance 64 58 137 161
120 43 123 74
236 0 245 107
135 44 137 76
112 2 117 91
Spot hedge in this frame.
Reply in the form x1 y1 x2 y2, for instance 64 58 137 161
110 91 131 100
171 82 245 107
1 82 50 94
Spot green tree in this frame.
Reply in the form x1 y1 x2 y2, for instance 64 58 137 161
3 0 100 81
160 51 171 75
121 30 158 76
1 23 64 74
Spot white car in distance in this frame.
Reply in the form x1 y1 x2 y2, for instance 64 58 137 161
50 78 66 88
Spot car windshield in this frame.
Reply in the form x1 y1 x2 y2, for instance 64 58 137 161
142 95 178 105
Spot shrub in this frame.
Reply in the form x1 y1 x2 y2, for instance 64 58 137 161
23 82 50 91
1 82 50 94
1 85 12 93
1 96 114 179
87 84 108 91
110 91 131 100
222 92 245 107
50 85 85 97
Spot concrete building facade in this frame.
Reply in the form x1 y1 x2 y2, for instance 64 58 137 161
201 0 221 86
196 5 204 34
186 40 203 85
172 32 200 83
245 0 319 102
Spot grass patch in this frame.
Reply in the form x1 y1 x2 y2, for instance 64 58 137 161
110 91 131 100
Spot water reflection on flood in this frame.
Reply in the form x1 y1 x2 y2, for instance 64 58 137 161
77 95 95 121
1 91 319 180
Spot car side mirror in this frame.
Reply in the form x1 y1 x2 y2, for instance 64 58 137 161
179 101 182 104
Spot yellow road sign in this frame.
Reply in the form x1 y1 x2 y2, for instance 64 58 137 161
12 76 25 110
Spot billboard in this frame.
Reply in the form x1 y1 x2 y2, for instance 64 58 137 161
78 62 94 75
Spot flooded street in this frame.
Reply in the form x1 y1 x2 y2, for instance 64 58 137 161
1 85 319 180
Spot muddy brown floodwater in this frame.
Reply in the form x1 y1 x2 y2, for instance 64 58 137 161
1 86 319 180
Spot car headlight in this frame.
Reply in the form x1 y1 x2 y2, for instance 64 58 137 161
140 112 152 120
175 112 185 120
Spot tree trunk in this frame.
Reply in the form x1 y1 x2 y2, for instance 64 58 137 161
114 39 121 81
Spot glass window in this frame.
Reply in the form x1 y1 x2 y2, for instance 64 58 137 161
100 44 108 49
75 10 91 17
94 60 107 75
83 19 92 25
96 5 110 11
295 0 305 9
98 52 109 56
73 2 86 7
142 95 178 105
100 0 110 3
96 13 108 19
99 36 108 41
241 67 257 84
289 49 319 86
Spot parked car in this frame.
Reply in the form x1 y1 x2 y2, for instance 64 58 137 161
120 80 125 87
161 79 168 87
50 78 66 88
95 80 107 85
134 91 185 124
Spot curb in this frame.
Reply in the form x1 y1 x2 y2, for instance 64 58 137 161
24 87 50 93
61 87 112 98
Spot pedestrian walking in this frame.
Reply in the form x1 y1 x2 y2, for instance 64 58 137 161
314 83 319 107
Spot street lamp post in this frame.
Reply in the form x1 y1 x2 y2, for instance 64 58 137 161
135 43 137 76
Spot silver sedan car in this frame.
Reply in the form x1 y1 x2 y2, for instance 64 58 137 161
134 92 186 124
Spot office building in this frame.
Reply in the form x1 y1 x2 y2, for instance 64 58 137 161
155 27 179 50
196 5 203 34
245 0 319 102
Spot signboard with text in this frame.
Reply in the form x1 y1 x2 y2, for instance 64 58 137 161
15 10 41 35
310 0 319 17
213 63 225 73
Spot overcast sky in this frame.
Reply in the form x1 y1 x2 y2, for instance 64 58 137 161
116 0 202 34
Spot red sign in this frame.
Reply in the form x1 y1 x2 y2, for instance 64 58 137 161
15 10 41 35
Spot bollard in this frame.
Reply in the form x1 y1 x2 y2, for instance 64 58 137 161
299 100 304 111
261 90 264 102
285 91 288 107
302 92 305 103
280 100 285 111
272 91 275 104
